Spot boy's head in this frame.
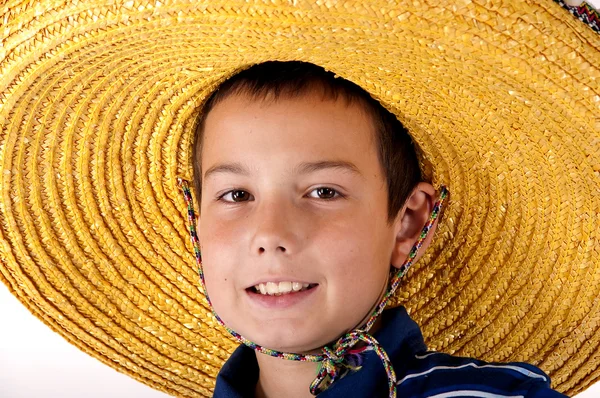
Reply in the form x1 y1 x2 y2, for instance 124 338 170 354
193 61 437 353
193 61 422 224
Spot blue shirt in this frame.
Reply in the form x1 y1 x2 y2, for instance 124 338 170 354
214 306 567 397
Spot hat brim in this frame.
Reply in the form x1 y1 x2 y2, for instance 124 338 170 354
1 1 599 396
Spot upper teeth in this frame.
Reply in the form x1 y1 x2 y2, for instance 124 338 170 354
254 281 311 296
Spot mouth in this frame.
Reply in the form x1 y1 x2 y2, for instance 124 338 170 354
246 281 319 296
245 281 320 309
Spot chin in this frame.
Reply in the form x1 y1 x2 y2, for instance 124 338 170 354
244 325 329 354
252 326 353 354
258 340 325 355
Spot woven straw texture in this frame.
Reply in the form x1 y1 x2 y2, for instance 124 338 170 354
0 0 599 396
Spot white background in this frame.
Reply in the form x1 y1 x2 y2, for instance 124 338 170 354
1 283 599 397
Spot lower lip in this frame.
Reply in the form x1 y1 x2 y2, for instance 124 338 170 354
245 285 319 309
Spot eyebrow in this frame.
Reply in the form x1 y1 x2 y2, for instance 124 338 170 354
203 160 362 180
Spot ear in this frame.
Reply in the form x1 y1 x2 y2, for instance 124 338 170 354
390 182 438 269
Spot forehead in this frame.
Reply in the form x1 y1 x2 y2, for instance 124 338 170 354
201 90 379 169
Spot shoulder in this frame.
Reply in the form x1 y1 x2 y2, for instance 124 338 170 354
214 344 259 398
397 351 567 397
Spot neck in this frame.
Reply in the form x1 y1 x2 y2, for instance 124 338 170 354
254 353 319 398
253 316 384 398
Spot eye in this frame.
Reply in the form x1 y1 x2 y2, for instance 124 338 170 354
218 189 253 203
216 187 343 203
308 187 343 200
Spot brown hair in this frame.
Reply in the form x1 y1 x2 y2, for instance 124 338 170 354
192 61 422 224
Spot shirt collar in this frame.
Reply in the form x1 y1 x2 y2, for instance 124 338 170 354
213 305 426 397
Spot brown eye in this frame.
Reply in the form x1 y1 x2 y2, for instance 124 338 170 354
309 187 341 200
220 190 252 203
231 190 250 202
317 188 335 199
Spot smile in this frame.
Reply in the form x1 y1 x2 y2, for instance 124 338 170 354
251 281 318 296
245 282 319 309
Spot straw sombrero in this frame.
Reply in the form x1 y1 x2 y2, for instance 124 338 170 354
1 0 599 396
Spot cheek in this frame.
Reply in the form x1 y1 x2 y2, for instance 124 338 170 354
198 249 227 306
316 214 391 284
197 219 240 309
315 219 392 330
198 245 246 331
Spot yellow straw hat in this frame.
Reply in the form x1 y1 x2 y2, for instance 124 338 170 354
1 0 599 396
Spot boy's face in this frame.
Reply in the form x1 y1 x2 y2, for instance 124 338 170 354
197 89 403 353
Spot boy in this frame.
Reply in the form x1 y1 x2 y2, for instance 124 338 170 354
191 61 566 397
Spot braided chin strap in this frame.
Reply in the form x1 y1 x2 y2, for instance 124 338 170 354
309 329 395 395
178 178 448 398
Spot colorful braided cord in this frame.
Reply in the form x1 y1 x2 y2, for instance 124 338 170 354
555 0 600 33
178 178 448 397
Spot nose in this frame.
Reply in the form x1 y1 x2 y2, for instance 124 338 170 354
250 197 298 256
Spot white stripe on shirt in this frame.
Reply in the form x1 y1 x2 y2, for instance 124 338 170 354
397 362 547 385
415 351 440 359
426 391 524 398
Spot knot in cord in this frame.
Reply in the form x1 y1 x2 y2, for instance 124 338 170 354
309 329 397 397
322 345 344 364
